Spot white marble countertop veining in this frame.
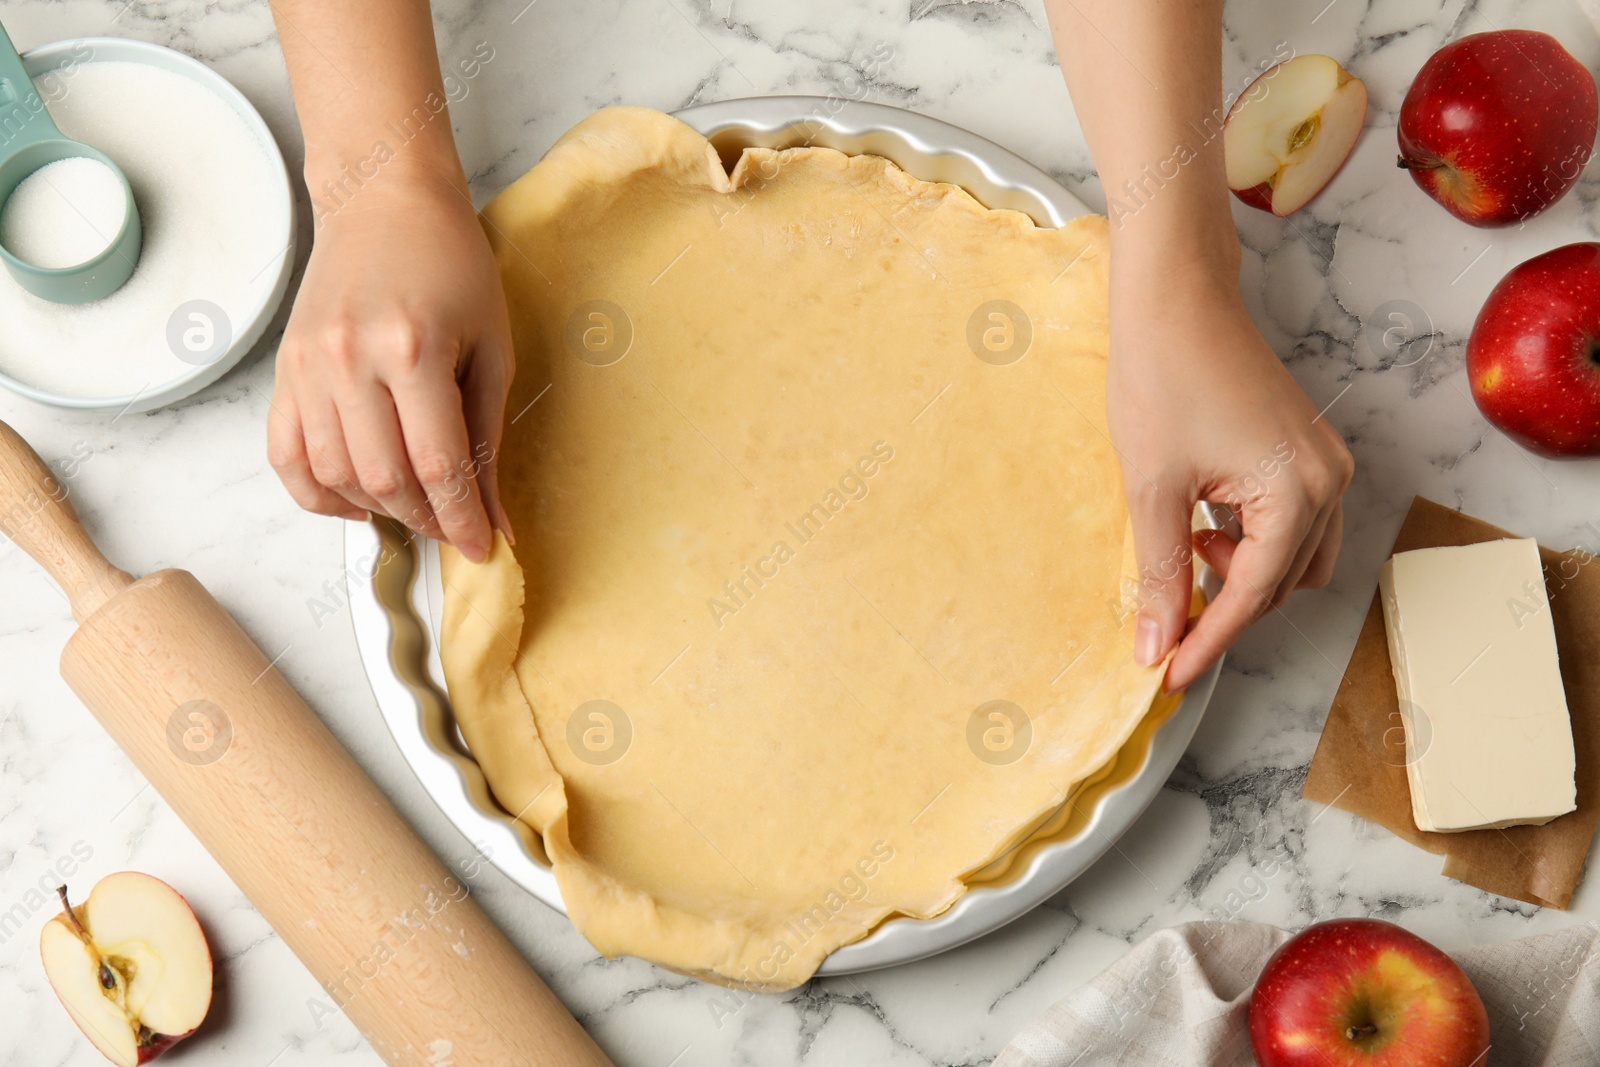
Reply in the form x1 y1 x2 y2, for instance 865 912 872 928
4 0 1600 1064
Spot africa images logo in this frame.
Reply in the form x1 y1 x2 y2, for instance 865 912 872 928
707 441 895 628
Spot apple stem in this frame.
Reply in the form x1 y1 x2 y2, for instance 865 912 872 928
1395 155 1443 172
1346 1023 1380 1039
54 885 92 943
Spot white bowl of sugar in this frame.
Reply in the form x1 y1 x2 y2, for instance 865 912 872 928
0 38 296 414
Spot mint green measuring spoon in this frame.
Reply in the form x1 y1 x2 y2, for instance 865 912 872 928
0 22 141 304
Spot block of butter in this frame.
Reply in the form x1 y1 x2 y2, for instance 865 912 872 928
1378 537 1576 833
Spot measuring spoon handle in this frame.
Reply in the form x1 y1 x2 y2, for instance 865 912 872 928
0 19 65 151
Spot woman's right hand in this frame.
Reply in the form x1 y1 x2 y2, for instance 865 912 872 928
1105 260 1353 692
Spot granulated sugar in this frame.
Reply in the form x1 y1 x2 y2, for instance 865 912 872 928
0 156 128 268
0 61 285 399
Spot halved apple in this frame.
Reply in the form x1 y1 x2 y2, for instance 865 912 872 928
1225 53 1368 216
39 873 213 1066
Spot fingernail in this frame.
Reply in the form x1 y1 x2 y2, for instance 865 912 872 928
1135 616 1162 666
340 509 369 522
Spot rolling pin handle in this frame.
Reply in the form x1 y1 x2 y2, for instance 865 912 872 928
0 420 132 621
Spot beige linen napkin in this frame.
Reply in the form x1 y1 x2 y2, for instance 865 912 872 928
993 920 1600 1066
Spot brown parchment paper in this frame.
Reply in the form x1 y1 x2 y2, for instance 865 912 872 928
1303 496 1600 909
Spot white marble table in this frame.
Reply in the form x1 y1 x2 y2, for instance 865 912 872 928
4 1 1600 1064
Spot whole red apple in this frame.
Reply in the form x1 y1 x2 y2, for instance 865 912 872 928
1468 242 1600 457
1399 29 1598 226
1249 918 1489 1067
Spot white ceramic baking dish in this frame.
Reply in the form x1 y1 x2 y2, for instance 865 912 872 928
345 96 1224 978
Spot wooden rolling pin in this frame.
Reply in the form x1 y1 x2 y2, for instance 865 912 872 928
0 420 613 1067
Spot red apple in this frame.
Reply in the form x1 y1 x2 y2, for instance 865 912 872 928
1399 30 1598 226
1225 53 1368 216
1467 242 1600 456
1249 918 1489 1067
40 874 214 1066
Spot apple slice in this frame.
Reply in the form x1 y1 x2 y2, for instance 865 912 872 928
40 873 213 1066
1225 53 1368 216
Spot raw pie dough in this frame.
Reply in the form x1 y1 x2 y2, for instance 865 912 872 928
440 106 1168 990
